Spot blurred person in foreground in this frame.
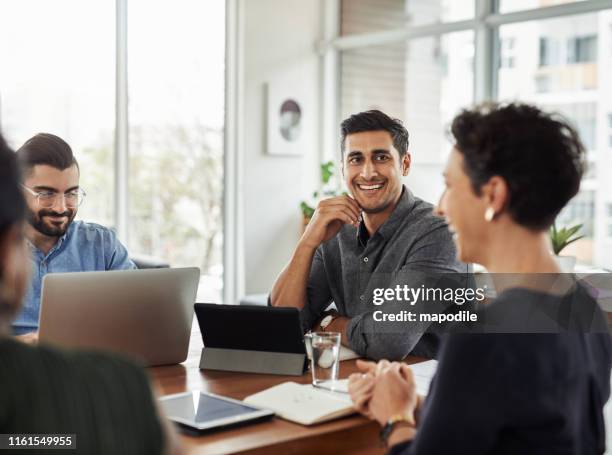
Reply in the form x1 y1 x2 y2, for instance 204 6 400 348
349 103 612 454
0 132 181 455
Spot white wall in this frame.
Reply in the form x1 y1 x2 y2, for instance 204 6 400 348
239 0 322 295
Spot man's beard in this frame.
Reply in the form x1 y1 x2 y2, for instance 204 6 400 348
26 207 76 237
353 192 394 215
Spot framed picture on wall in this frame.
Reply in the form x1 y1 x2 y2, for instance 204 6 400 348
265 68 308 156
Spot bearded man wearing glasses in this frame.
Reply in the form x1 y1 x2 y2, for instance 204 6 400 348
13 133 135 341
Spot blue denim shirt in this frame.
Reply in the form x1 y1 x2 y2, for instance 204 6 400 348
12 220 136 335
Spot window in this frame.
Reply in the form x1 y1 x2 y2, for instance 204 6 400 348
0 0 115 227
403 0 475 27
341 42 408 121
128 0 224 291
499 0 588 14
498 12 608 265
557 191 595 236
341 30 474 167
340 0 475 36
546 103 596 150
341 0 408 36
500 37 516 68
539 37 559 66
0 0 226 295
555 190 595 264
339 3 612 268
567 35 597 63
535 75 551 92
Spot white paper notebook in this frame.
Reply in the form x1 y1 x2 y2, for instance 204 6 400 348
243 382 354 425
409 359 438 395
243 360 438 426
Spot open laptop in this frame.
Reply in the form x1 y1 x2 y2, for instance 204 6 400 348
39 267 199 366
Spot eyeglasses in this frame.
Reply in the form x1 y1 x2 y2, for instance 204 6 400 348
21 185 87 209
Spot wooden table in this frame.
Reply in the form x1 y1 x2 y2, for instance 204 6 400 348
150 351 426 455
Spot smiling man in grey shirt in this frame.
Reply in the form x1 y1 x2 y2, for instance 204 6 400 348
270 110 468 360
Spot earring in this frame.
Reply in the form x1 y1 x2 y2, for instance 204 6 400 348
484 207 495 222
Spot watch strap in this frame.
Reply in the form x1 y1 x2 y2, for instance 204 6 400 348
379 414 415 446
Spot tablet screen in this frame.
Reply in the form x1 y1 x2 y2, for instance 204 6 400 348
161 391 270 429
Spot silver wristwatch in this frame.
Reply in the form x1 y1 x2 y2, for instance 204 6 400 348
320 314 336 331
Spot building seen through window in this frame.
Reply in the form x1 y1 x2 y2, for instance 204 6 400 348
341 0 612 268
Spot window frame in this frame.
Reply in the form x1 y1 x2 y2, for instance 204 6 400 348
324 0 612 267
115 0 230 298
325 0 610 110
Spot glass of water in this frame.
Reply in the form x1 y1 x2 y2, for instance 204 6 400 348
310 332 341 389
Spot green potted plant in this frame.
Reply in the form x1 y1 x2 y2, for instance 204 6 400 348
550 221 584 272
300 161 343 230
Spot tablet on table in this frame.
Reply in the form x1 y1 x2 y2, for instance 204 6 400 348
159 391 274 432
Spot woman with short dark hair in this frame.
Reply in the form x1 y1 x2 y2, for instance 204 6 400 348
0 133 182 455
349 103 612 454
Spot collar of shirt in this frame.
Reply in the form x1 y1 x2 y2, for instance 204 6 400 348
356 185 416 247
26 223 72 262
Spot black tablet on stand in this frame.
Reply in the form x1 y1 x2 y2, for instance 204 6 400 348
194 303 308 376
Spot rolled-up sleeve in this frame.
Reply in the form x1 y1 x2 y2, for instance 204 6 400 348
299 246 333 333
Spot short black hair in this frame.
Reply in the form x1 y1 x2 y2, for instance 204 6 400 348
450 102 585 231
340 110 409 158
16 133 79 176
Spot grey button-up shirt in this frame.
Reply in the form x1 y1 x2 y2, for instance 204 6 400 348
302 186 469 360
